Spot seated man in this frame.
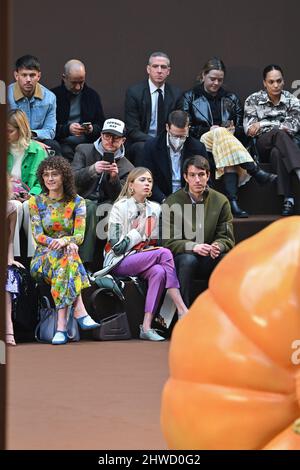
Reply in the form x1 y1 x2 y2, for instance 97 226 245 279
124 51 182 165
52 59 105 161
7 54 60 154
161 155 235 307
72 118 134 266
142 110 208 202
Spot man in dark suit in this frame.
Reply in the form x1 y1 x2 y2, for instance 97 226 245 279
124 51 182 165
142 110 208 203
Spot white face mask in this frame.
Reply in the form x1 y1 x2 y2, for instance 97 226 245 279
168 134 187 151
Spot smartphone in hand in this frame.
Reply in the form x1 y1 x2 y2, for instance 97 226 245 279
81 122 92 129
102 152 115 164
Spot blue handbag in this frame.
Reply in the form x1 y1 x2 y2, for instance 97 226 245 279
35 296 80 343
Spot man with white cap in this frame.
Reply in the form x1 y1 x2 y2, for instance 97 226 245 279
72 118 134 266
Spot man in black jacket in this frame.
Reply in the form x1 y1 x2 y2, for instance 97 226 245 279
142 110 208 202
124 51 182 165
52 59 105 161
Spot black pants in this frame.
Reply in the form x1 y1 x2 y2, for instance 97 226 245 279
59 143 76 162
256 129 300 197
175 252 224 307
39 139 62 156
127 141 146 166
79 200 108 267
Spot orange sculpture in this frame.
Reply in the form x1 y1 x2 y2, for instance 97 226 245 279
161 217 300 449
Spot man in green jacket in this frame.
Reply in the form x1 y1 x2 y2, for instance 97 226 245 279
161 155 235 307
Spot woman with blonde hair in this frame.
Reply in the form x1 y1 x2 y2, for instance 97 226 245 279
183 57 276 217
7 109 46 256
96 167 188 341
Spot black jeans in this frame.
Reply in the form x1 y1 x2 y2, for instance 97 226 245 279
256 129 300 196
39 139 62 156
175 252 224 307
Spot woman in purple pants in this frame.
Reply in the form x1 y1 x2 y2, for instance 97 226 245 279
102 167 188 341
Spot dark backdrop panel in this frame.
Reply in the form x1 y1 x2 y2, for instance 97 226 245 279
10 0 300 118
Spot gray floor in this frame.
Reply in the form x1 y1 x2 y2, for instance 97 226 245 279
6 340 169 450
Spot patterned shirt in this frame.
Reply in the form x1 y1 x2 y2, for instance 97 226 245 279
29 193 86 249
243 90 300 136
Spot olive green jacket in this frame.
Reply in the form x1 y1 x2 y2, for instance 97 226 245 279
161 188 235 255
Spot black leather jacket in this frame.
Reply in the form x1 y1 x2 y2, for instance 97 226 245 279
183 85 245 141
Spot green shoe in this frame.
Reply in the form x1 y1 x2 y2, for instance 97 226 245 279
139 325 165 341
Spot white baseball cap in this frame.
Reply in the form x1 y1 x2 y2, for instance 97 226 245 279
101 118 126 136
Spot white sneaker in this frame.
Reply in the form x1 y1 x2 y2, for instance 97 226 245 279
139 326 165 341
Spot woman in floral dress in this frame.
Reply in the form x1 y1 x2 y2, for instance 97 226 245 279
29 156 99 345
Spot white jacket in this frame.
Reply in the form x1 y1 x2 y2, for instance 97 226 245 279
93 197 161 277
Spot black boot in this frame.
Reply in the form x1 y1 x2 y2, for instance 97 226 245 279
223 173 249 218
230 199 249 218
282 199 294 216
240 162 277 185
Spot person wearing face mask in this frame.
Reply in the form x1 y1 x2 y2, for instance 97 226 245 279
52 59 105 162
142 110 207 203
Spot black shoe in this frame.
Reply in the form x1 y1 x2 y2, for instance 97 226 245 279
230 199 249 218
282 200 294 216
253 169 277 185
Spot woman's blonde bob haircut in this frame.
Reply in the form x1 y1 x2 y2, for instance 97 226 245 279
117 167 153 201
7 109 31 148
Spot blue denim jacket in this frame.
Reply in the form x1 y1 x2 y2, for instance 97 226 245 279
7 82 57 140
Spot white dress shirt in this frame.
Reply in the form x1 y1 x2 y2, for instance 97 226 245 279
148 79 165 138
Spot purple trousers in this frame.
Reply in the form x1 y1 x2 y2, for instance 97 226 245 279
112 247 179 315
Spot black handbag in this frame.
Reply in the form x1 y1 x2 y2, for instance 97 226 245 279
10 266 39 342
89 277 132 341
93 312 131 341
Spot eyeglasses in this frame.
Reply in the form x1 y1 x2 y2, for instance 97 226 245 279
42 171 61 179
102 133 123 142
168 131 189 139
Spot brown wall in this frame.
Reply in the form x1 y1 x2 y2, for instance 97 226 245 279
10 0 300 118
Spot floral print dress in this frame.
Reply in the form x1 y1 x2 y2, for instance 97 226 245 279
29 194 90 309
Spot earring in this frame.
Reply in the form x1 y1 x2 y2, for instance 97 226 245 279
129 187 134 195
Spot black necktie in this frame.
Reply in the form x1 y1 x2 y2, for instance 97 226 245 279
156 88 165 135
